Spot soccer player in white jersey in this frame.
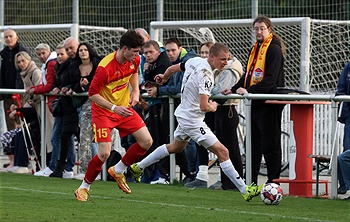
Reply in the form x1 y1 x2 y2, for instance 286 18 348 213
130 42 263 201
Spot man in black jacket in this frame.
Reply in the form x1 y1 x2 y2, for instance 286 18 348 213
0 28 30 131
138 40 173 183
222 15 286 184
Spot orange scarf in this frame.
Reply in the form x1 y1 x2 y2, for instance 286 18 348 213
244 33 273 87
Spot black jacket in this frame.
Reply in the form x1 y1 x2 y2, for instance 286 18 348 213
70 57 100 94
144 51 172 82
0 42 31 90
52 58 78 115
16 106 39 129
70 57 101 107
231 35 285 94
52 58 73 90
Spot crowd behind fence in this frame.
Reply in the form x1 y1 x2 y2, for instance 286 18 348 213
1 88 349 198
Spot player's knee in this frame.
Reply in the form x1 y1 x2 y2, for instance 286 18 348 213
167 143 178 154
216 145 229 160
97 143 111 162
98 151 110 162
139 136 153 150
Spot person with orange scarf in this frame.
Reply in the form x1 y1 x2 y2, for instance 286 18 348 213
222 15 286 185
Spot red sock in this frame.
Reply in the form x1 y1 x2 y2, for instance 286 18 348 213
84 155 104 184
121 142 147 166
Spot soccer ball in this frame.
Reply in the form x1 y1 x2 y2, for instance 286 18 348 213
260 183 283 205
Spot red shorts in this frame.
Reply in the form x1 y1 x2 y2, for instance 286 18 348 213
92 107 145 143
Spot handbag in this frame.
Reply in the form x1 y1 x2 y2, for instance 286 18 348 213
51 98 62 117
72 96 88 108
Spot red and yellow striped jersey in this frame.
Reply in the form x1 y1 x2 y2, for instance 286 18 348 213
89 51 140 109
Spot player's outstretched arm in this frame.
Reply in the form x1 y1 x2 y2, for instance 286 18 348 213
155 63 182 85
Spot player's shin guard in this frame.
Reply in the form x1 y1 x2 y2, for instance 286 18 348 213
84 155 104 184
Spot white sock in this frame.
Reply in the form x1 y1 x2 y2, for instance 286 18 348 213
220 160 247 194
138 144 169 170
114 160 127 174
196 165 208 182
79 181 91 190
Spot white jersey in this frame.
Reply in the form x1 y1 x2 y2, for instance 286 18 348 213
174 57 214 123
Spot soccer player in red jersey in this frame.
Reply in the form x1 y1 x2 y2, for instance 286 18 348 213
75 30 153 201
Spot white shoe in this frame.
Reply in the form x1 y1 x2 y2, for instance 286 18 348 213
73 173 85 180
13 167 30 174
34 168 45 176
34 167 53 177
62 170 74 179
6 166 19 172
1 164 15 172
150 177 169 185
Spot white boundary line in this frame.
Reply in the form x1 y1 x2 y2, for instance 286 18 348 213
0 186 334 222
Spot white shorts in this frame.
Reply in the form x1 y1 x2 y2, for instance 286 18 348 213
174 117 218 149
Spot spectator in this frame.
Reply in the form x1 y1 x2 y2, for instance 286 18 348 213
5 102 41 174
135 28 150 42
75 30 153 201
1 51 42 172
222 15 286 184
0 125 21 171
64 37 80 59
27 43 57 163
135 28 151 85
138 40 172 183
27 43 57 111
147 37 198 184
0 28 30 131
131 43 263 202
14 51 42 111
48 40 79 178
34 43 75 177
70 42 101 180
135 28 165 85
199 41 214 59
336 61 350 195
209 57 244 190
337 150 350 196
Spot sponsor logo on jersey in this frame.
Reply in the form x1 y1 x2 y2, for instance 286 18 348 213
112 82 128 93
